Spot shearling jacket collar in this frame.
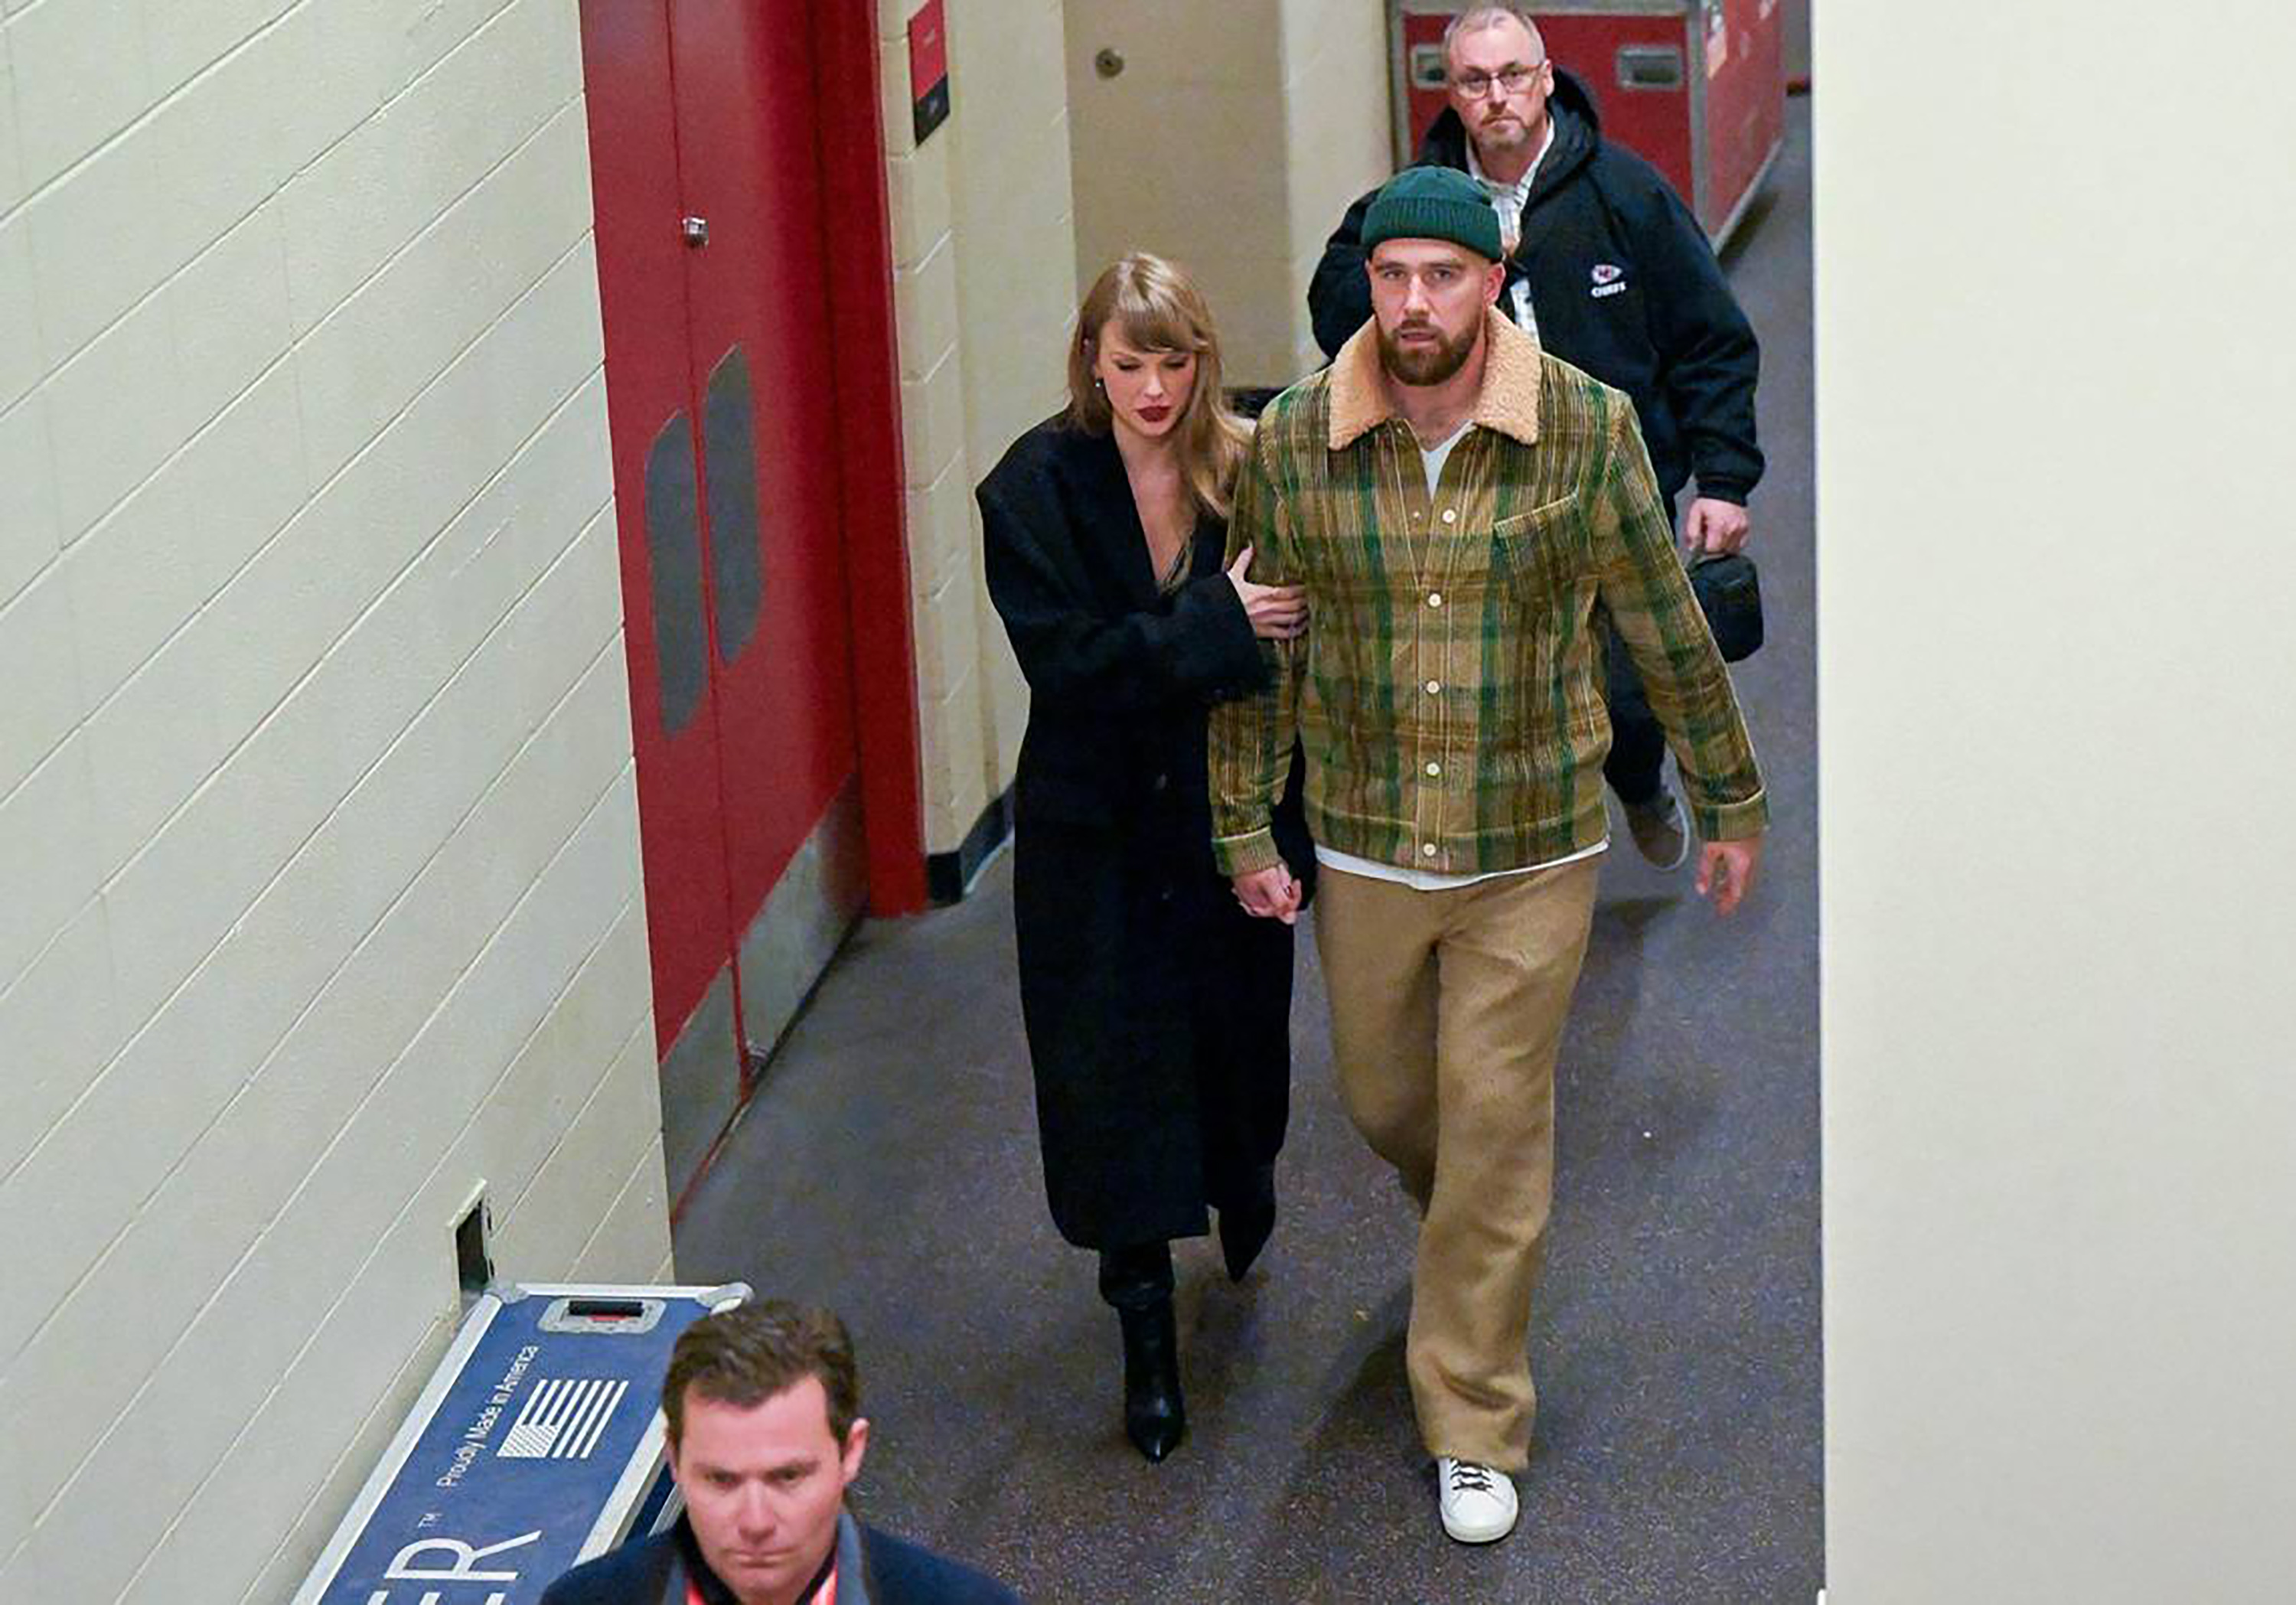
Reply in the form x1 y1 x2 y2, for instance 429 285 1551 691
1326 307 1544 452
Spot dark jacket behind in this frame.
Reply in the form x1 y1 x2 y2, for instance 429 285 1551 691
537 1512 1019 1605
1307 70 1762 506
979 416 1307 1251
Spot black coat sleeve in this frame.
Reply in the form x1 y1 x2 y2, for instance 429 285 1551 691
979 471 1263 714
1629 171 1764 503
1307 181 1384 360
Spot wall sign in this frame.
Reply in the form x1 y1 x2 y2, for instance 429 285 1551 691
908 0 949 145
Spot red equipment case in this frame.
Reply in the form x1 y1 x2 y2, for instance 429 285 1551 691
1389 0 1784 246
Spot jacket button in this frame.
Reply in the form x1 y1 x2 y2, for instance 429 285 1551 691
1153 772 1169 791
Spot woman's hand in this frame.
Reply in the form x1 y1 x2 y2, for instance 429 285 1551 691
1226 546 1307 641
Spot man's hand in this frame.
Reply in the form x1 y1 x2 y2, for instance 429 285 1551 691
1682 497 1750 556
1694 836 1763 917
1231 865 1302 925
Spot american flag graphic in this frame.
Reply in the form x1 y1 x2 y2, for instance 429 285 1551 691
497 1377 628 1460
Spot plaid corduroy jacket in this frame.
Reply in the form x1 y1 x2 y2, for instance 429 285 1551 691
1209 309 1766 879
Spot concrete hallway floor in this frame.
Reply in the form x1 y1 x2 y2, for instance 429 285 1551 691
676 98 1818 1605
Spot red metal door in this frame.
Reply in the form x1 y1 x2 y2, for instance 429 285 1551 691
579 0 918 1202
1529 10 1697 210
1701 0 1786 239
579 0 879 1104
664 0 861 958
579 0 737 1057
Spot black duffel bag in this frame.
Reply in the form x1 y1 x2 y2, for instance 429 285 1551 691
1688 552 1764 662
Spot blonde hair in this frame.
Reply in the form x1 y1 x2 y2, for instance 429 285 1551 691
1066 253 1250 518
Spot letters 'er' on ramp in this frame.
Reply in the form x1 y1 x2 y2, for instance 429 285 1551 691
293 1283 750 1605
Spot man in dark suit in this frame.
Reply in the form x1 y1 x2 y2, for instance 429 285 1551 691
539 1300 1018 1605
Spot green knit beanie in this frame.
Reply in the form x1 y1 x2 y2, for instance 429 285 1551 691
1361 167 1502 262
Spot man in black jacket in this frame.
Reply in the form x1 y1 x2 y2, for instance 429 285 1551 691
539 1301 1017 1605
1308 3 1763 869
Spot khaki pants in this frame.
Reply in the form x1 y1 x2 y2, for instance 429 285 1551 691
1313 856 1600 1470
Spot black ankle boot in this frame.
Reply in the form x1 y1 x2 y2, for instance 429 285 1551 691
1218 1166 1277 1283
1117 1299 1186 1462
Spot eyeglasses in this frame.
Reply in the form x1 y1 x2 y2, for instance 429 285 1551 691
1450 61 1547 98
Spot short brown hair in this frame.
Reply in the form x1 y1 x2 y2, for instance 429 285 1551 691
661 1300 861 1448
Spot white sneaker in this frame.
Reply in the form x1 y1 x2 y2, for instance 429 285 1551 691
1436 1457 1519 1544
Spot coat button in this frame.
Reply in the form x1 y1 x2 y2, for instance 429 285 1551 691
1153 772 1169 791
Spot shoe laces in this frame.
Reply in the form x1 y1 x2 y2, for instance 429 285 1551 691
1446 1460 1496 1494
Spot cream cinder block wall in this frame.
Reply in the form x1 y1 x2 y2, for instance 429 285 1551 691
878 0 1077 853
1065 0 1290 383
0 0 669 1598
880 0 982 856
944 0 1074 795
1818 5 2296 1602
1278 0 1392 374
1063 0 1391 388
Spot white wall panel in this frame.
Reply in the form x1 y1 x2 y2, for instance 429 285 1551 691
1818 5 2296 1600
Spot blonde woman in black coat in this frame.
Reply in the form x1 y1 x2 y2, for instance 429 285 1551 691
979 254 1310 1462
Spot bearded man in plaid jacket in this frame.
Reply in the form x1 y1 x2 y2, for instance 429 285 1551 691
1210 166 1767 1546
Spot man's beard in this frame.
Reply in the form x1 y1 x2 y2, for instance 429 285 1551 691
1477 107 1531 151
1378 317 1477 387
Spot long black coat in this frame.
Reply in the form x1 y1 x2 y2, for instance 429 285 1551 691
979 418 1309 1251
